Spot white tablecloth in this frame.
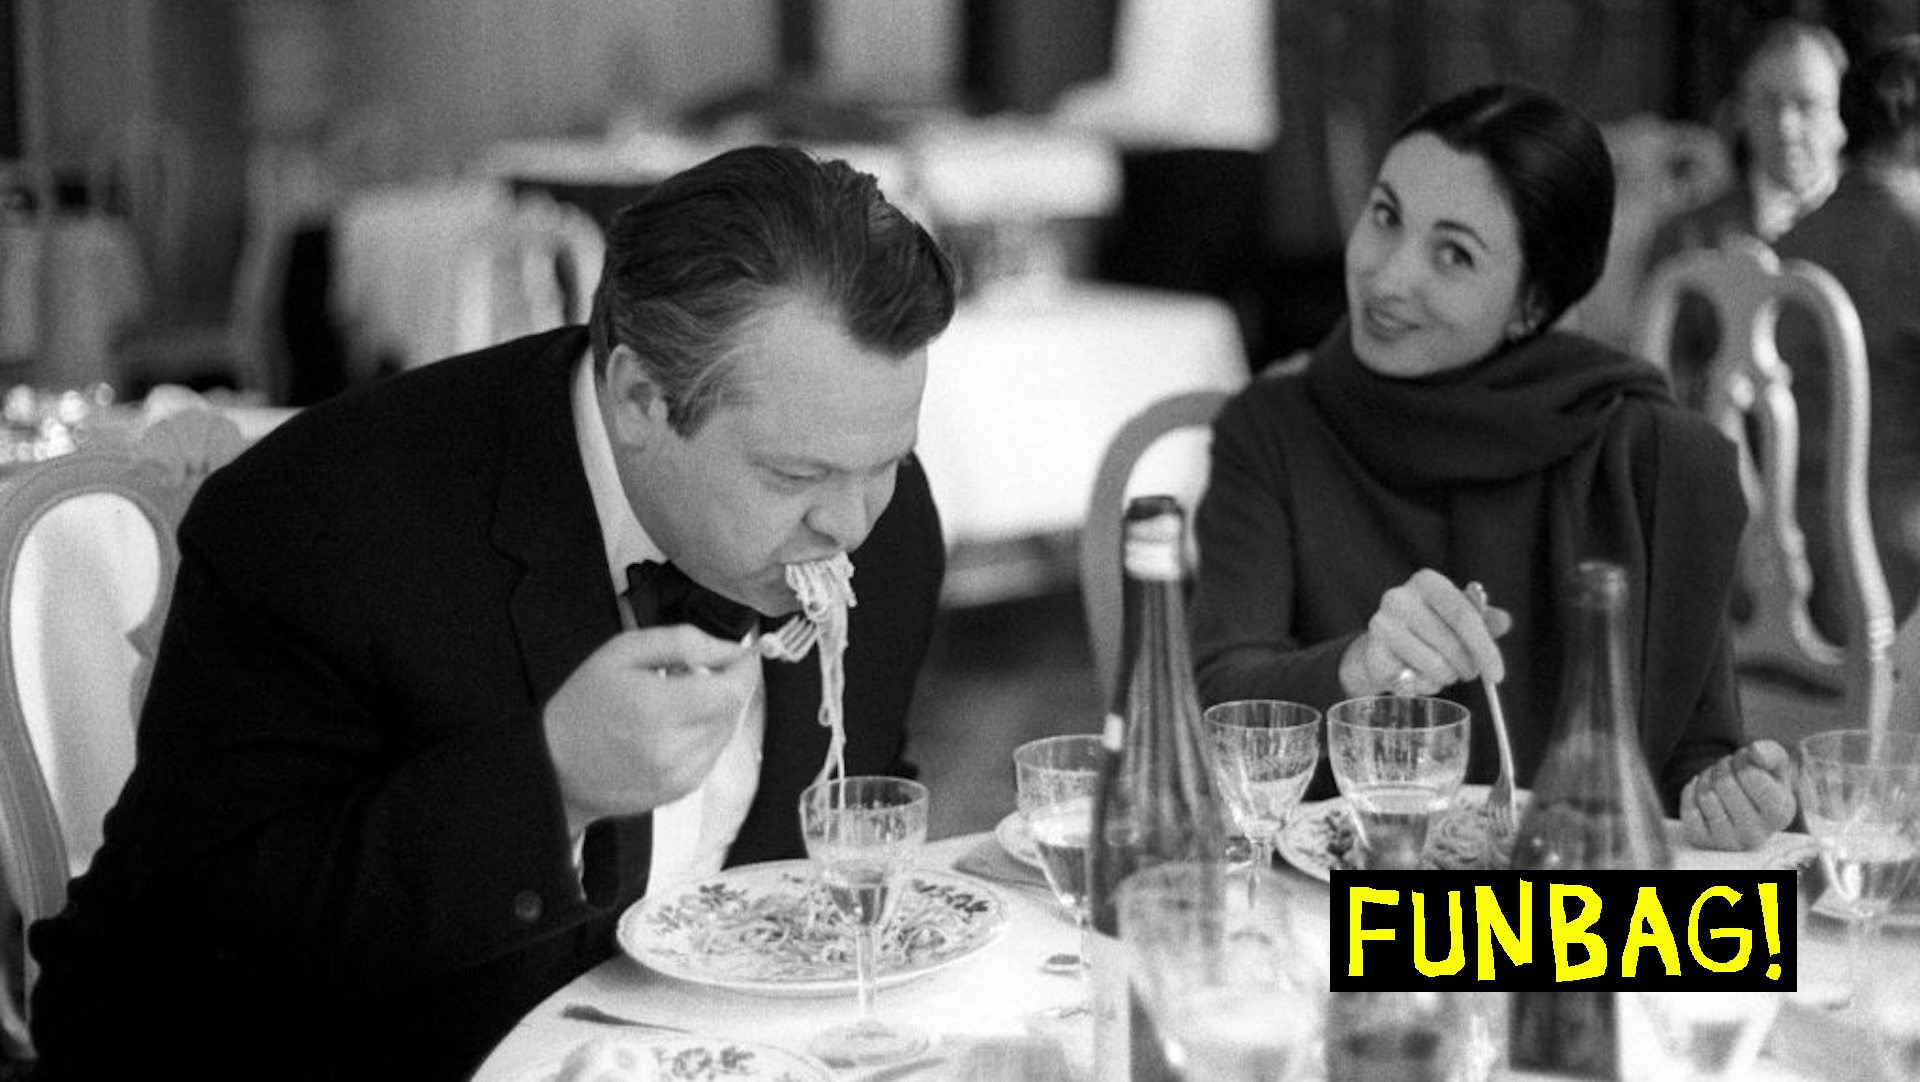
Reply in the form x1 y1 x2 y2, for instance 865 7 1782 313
918 283 1248 551
468 833 1092 1082
468 827 1895 1082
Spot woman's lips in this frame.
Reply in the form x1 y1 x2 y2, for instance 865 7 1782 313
1361 301 1416 341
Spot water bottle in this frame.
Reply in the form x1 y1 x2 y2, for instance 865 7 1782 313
1086 495 1229 1082
1507 559 1672 1079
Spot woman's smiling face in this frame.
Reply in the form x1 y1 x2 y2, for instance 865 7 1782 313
1344 132 1535 378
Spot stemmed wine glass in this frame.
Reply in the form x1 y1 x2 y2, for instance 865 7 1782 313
1118 861 1323 1082
1204 700 1320 898
1632 989 1784 1079
1794 729 1920 1013
1326 695 1471 870
798 775 930 1068
1013 734 1104 1029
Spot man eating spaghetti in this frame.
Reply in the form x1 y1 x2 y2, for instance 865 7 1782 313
29 146 957 1082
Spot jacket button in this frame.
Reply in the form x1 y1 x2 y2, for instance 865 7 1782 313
513 889 544 923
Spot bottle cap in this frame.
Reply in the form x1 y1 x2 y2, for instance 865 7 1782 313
1122 495 1186 581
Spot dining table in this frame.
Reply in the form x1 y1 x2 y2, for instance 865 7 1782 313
919 282 1250 606
466 817 1915 1082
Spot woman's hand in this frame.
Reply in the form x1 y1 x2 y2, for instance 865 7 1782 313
1681 740 1797 851
1338 569 1512 698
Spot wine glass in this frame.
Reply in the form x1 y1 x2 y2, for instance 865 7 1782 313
798 775 930 1068
1117 861 1323 1082
1632 989 1784 1079
1204 700 1320 898
1013 735 1104 968
1794 729 1920 1014
1326 695 1471 870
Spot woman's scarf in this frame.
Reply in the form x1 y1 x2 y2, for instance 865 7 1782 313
1305 317 1673 489
1301 319 1724 802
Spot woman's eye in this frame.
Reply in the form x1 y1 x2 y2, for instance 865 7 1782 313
1369 201 1397 229
1437 242 1475 270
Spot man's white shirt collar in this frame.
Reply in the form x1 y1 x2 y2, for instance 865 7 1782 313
570 351 762 892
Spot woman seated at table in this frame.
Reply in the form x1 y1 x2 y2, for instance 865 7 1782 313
1189 82 1794 851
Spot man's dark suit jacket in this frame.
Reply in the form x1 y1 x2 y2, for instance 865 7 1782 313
28 327 945 1080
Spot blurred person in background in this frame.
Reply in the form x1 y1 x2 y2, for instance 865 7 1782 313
1774 35 1920 624
1639 18 1850 410
1191 83 1795 852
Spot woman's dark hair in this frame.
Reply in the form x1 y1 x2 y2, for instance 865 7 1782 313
1841 34 1920 160
588 144 957 435
1393 82 1614 334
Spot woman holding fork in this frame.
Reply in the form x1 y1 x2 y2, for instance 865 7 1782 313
1189 82 1794 850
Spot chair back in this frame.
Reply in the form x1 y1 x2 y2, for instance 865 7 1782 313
451 196 605 355
1635 236 1897 737
86 116 193 290
0 160 59 367
1079 389 1232 702
0 408 254 1019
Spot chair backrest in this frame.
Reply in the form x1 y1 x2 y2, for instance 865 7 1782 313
1079 389 1232 703
0 408 253 1014
0 159 59 367
451 195 606 355
1635 235 1897 738
86 116 193 290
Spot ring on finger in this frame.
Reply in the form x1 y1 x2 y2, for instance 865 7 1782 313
1390 665 1420 696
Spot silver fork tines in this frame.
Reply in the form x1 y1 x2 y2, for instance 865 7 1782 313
755 616 819 662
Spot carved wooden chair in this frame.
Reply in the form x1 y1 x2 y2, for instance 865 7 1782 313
1636 236 1896 741
0 408 261 1048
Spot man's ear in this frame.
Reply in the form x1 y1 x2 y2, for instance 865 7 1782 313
605 345 671 444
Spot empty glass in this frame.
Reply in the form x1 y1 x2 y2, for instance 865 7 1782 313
1118 861 1323 1082
798 775 930 1068
1633 990 1784 1079
1204 700 1320 897
1326 695 1471 870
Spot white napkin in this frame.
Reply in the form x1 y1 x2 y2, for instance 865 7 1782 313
551 1037 659 1082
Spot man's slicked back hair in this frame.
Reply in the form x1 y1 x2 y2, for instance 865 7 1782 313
588 145 958 434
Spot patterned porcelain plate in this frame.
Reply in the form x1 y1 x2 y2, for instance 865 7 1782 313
994 811 1040 869
1277 784 1524 880
618 860 1008 997
516 1034 831 1082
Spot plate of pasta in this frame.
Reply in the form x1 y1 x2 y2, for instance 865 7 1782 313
1276 784 1528 880
618 861 1008 997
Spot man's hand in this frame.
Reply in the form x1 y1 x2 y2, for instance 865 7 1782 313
542 626 757 836
1681 740 1797 851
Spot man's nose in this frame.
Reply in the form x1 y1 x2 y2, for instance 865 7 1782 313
804 477 874 551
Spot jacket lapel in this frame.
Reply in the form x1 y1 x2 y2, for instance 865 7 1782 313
489 329 623 711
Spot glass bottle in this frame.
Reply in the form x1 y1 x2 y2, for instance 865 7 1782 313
1507 560 1672 1079
1087 495 1229 1082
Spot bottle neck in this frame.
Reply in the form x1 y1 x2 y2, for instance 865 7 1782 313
1114 569 1197 718
1561 592 1633 740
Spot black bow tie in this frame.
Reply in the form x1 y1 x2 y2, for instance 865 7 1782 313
623 561 761 640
